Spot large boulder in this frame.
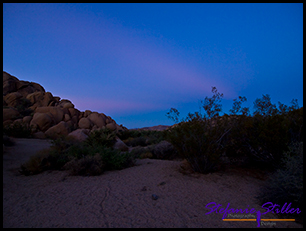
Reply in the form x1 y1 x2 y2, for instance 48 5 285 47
45 121 71 139
68 129 89 142
3 92 23 107
30 112 54 132
78 117 92 129
26 92 54 109
113 137 129 151
58 99 74 109
106 122 117 131
151 141 177 160
88 112 106 128
84 110 92 117
3 107 21 122
16 82 45 98
23 115 32 124
33 131 46 139
68 108 80 118
35 106 64 124
3 71 18 95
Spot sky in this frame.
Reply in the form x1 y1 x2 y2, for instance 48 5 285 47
3 3 303 129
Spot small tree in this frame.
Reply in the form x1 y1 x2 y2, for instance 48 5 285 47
253 94 277 116
200 86 223 119
230 96 249 116
166 108 180 123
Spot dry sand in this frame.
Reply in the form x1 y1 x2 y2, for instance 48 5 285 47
3 138 302 228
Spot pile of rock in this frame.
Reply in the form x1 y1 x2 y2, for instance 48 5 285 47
3 71 127 141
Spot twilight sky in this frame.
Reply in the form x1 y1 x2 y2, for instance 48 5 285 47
3 3 303 129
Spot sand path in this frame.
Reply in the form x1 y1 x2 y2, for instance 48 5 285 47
3 138 302 228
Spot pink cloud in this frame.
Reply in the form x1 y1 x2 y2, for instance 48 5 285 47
70 96 165 115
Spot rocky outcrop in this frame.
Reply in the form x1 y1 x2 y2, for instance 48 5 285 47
3 71 127 140
3 107 21 122
68 129 89 142
44 121 71 139
30 113 54 132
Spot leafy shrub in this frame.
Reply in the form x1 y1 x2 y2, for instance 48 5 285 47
150 140 178 160
139 151 153 159
20 133 135 176
124 136 147 147
256 142 303 221
85 128 117 148
129 146 149 159
166 87 303 173
165 116 225 174
20 148 51 175
16 98 33 117
3 122 33 138
119 130 164 147
98 146 134 171
63 153 105 176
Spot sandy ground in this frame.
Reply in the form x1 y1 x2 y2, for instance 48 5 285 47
3 138 302 228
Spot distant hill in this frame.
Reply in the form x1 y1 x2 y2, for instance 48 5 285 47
131 125 171 131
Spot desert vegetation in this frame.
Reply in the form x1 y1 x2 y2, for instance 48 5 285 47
11 85 304 224
20 128 135 176
165 86 303 220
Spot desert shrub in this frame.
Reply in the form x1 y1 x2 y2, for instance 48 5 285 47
119 130 164 147
20 134 135 176
129 146 149 159
97 146 135 171
139 151 153 159
165 116 225 174
124 136 147 147
20 148 52 175
150 140 178 160
85 128 117 148
117 129 139 140
16 98 33 117
256 142 303 221
166 87 303 173
228 108 303 170
63 153 105 176
3 122 33 138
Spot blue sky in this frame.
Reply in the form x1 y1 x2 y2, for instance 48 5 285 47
3 3 303 128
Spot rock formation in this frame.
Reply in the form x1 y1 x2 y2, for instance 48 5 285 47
3 71 127 140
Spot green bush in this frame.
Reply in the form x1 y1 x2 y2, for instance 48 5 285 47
124 136 147 147
20 133 135 176
16 98 33 117
165 87 303 173
256 142 303 221
129 146 149 159
63 153 105 176
3 122 33 138
20 148 52 175
98 147 134 170
165 116 225 174
85 128 117 148
119 129 164 147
